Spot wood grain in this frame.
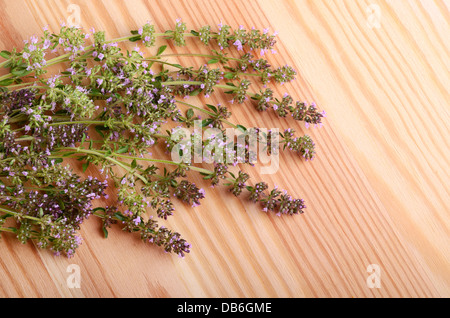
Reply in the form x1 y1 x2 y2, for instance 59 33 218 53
0 0 448 298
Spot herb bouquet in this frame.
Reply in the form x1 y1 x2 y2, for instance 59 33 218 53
0 20 325 258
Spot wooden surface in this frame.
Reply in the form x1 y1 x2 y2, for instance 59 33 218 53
0 0 449 298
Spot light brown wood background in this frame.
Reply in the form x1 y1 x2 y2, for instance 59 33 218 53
0 0 448 298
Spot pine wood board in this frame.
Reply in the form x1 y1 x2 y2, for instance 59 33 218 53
0 0 448 298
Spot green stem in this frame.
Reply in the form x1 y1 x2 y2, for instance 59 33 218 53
0 226 16 233
159 53 241 61
0 206 42 222
15 136 34 142
48 120 104 127
0 73 13 82
161 80 239 92
144 59 187 70
54 146 211 176
103 152 213 176
5 82 38 89
237 72 262 77
175 100 238 128
54 147 148 184
163 80 203 86
176 100 215 116
105 33 172 44
0 59 10 68
8 114 28 124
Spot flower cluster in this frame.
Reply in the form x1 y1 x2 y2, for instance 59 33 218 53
226 173 306 215
139 22 156 47
291 101 326 128
272 65 297 84
282 128 316 160
139 218 191 258
0 88 37 114
174 180 205 207
172 19 187 46
254 88 274 111
230 79 251 104
210 162 228 186
193 66 224 97
188 23 277 53
45 123 87 149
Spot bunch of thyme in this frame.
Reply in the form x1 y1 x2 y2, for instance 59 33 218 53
0 20 325 258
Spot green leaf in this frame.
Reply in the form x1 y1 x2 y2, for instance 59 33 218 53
156 45 167 56
116 145 129 154
237 125 247 132
102 227 109 239
0 78 13 86
186 108 194 119
130 30 139 35
189 88 202 96
129 35 141 42
190 30 199 36
0 50 11 59
61 152 76 157
51 158 63 164
90 88 101 95
11 64 31 77
82 162 89 173
95 125 109 138
55 109 70 115
201 118 213 127
93 207 106 213
114 212 125 221
207 58 219 64
58 200 65 210
131 159 137 169
2 61 12 69
205 104 217 113
223 72 235 79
